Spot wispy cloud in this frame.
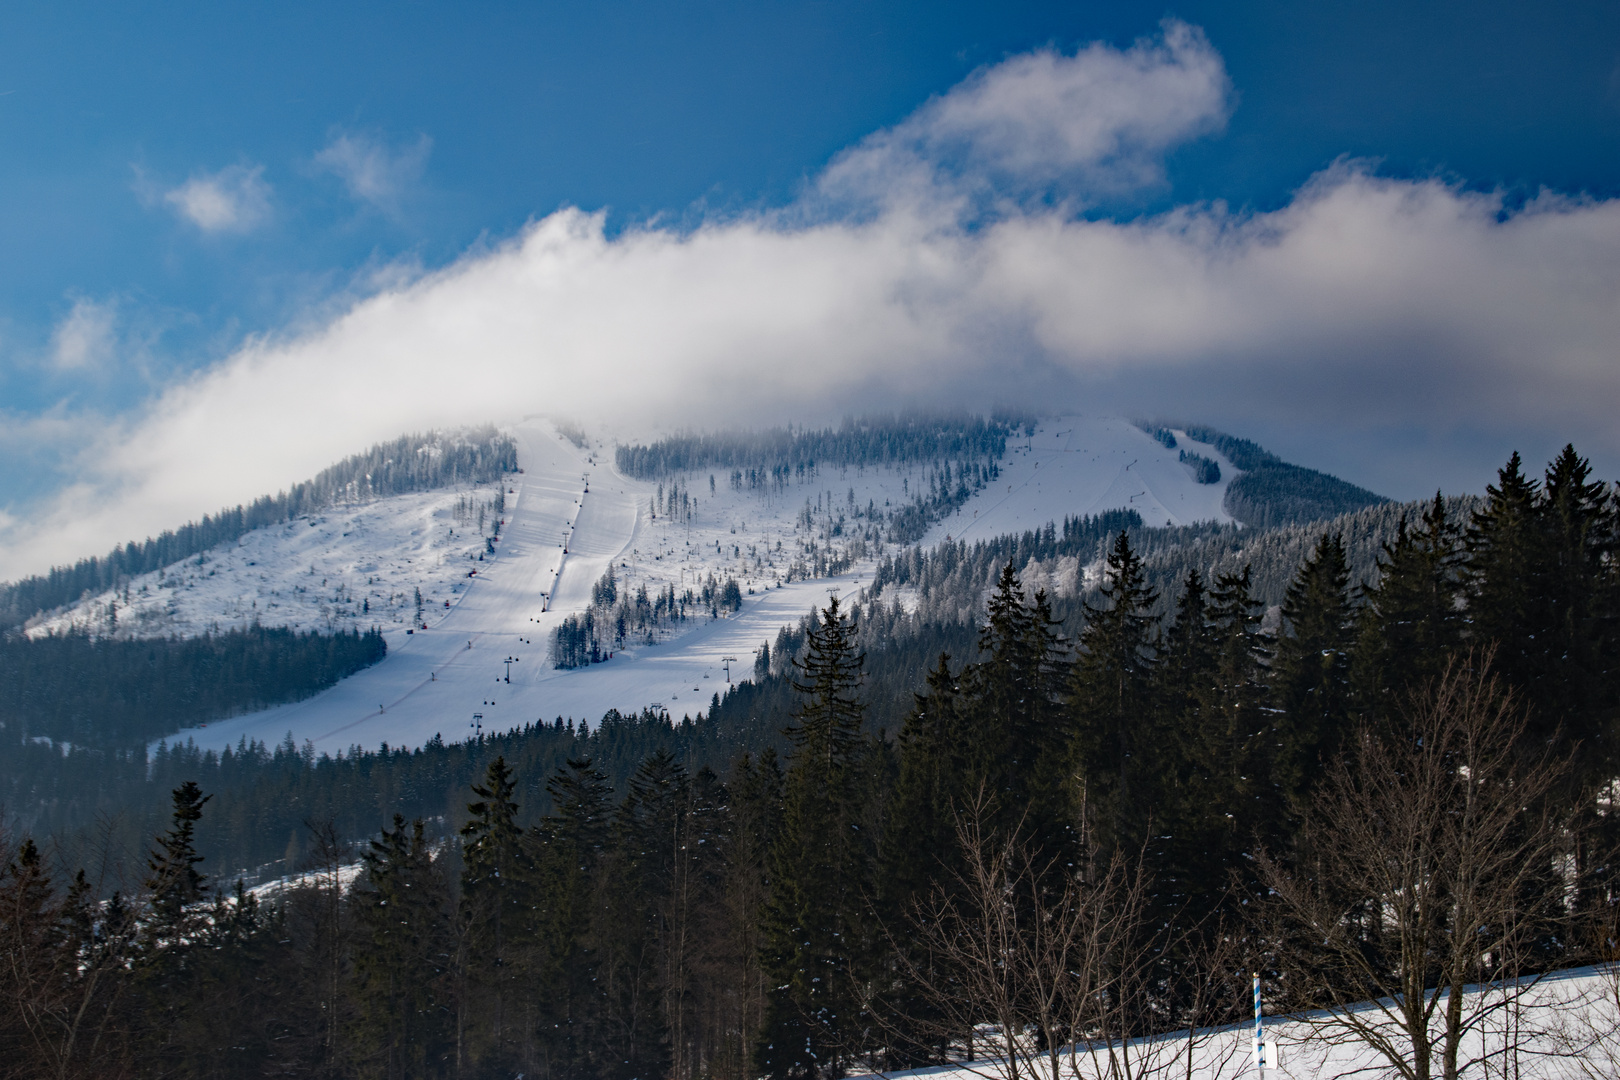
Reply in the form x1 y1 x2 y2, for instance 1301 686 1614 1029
162 163 272 233
6 22 1620 579
314 131 432 213
50 298 117 370
819 19 1231 214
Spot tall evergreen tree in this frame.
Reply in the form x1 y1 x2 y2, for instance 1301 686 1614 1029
1464 455 1543 690
1149 570 1220 912
757 596 875 1079
458 755 535 1073
1523 446 1617 760
144 781 211 938
1067 531 1159 855
597 749 686 1080
535 757 614 1076
1273 534 1355 806
351 815 454 1080
1193 566 1271 847
959 566 1069 854
1353 494 1464 717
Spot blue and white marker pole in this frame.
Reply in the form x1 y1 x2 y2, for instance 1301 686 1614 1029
1253 972 1266 1075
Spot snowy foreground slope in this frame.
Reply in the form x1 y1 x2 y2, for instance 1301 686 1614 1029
878 966 1619 1080
119 416 1234 755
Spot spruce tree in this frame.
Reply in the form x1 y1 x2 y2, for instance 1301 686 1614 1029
535 758 613 1076
144 780 211 939
459 755 535 1072
1353 494 1464 718
959 565 1069 855
1523 445 1616 759
1067 531 1159 855
1150 570 1218 911
1193 566 1271 847
351 815 454 1080
0 838 63 1077
597 749 686 1080
1464 455 1543 690
757 595 875 1079
1273 534 1355 806
875 653 966 1066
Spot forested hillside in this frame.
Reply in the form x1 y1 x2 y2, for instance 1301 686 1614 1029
1178 423 1388 525
0 426 517 629
1 445 1615 1080
863 493 1482 630
614 411 1029 479
0 626 385 748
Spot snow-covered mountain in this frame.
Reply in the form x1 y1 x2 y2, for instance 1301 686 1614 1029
29 416 1245 756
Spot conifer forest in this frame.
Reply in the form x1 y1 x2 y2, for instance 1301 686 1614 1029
2 445 1619 1079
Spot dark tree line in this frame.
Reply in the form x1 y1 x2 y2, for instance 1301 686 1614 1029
1175 422 1388 526
0 428 517 629
614 412 1028 480
0 626 386 751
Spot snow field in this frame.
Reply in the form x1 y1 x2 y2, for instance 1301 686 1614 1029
27 488 509 640
921 417 1237 548
877 966 1619 1080
141 415 1242 755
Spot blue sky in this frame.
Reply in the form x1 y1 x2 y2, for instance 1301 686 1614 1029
3 2 1620 576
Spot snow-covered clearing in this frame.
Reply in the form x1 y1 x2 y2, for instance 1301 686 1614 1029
28 489 510 640
922 417 1235 546
873 966 1620 1080
86 415 1240 755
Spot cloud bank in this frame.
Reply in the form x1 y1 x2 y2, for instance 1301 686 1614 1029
6 21 1620 580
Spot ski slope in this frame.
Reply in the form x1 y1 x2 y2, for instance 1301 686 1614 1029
922 417 1235 546
120 416 1240 755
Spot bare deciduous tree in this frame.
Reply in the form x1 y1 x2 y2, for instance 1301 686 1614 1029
890 790 1209 1080
1256 653 1573 1080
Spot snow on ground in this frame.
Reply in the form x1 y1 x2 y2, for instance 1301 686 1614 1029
875 965 1620 1080
922 417 1235 547
28 489 511 639
113 415 1240 755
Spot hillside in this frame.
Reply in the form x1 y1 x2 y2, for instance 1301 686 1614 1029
2 414 1386 760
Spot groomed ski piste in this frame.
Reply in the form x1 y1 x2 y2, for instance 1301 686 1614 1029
96 415 1239 757
871 965 1620 1080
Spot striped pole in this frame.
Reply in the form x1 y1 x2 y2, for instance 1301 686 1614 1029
1253 972 1265 1074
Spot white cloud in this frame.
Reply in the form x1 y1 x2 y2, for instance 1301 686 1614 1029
314 131 432 212
50 298 117 370
818 19 1231 214
163 164 272 232
5 22 1620 579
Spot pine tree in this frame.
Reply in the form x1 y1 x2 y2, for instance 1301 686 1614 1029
144 780 211 939
535 758 613 1076
875 653 965 1065
757 595 875 1079
0 838 65 1078
1194 566 1271 846
596 749 685 1080
459 756 535 1073
1354 494 1464 717
959 565 1069 854
1525 446 1617 759
351 815 454 1080
1464 455 1543 690
1150 570 1219 911
1067 531 1159 855
1272 534 1355 806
